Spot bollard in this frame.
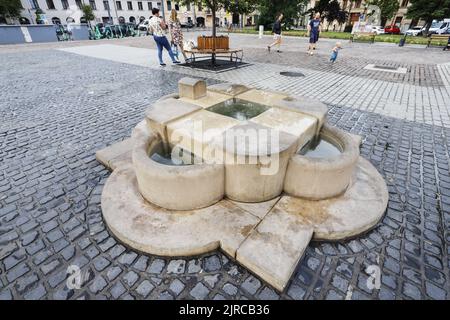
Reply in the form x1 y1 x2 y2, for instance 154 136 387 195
259 25 264 39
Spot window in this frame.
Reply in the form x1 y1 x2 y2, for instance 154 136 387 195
103 0 109 10
75 0 82 9
147 1 152 10
355 0 362 8
29 0 39 9
138 1 143 10
166 1 171 11
186 3 190 11
89 0 97 10
61 0 68 9
127 1 132 10
175 3 179 11
401 0 409 7
46 0 55 9
198 3 202 11
116 1 122 10
28 0 39 9
157 2 161 9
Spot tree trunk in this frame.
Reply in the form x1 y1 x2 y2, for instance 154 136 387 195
346 2 353 25
423 19 432 37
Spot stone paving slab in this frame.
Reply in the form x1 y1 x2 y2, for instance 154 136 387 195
95 139 133 171
236 211 313 292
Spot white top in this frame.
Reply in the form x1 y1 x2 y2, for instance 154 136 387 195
149 16 166 37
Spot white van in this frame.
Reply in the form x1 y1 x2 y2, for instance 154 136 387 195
429 20 450 34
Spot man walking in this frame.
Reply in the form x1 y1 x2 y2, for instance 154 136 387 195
307 13 322 55
149 8 180 66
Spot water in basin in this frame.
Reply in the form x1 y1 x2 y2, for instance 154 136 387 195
150 145 200 166
207 99 270 121
299 138 342 158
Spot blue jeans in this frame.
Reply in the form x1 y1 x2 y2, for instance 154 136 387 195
153 35 177 64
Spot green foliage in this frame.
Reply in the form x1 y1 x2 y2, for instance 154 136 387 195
324 0 348 27
257 0 308 29
369 0 399 26
81 4 95 22
407 0 450 23
306 0 348 29
179 0 257 14
0 0 23 18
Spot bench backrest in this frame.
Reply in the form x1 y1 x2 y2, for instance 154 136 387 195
430 34 450 38
197 36 229 50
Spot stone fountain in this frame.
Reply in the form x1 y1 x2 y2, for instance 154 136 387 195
96 78 388 292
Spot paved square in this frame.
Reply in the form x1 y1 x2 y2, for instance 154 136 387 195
0 33 449 300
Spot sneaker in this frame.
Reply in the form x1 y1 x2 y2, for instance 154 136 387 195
277 50 281 53
173 61 181 64
267 46 271 52
160 63 167 67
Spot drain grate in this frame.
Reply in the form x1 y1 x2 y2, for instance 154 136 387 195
372 65 398 71
280 71 305 77
363 64 407 74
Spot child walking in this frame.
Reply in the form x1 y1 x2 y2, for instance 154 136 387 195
330 42 342 63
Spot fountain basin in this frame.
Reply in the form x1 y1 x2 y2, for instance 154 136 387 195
132 123 224 210
284 124 360 200
207 98 270 121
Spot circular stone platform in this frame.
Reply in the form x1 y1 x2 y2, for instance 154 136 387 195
102 156 387 254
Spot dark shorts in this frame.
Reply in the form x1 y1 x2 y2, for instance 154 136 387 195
309 32 319 44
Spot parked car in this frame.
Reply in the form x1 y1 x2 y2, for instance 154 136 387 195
181 21 194 28
371 26 385 35
138 19 150 32
405 26 424 36
428 21 449 34
384 25 401 34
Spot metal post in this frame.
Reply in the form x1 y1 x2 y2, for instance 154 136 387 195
112 0 119 24
106 0 113 24
161 0 165 20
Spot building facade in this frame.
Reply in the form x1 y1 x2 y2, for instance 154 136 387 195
3 0 255 27
302 0 422 32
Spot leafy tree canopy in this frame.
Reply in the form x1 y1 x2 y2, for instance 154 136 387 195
81 4 95 22
406 0 450 23
0 0 23 19
257 0 308 29
368 0 399 26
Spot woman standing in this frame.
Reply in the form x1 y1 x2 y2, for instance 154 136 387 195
149 8 180 66
268 13 283 53
168 9 188 62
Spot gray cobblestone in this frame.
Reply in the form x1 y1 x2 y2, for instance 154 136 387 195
0 45 449 300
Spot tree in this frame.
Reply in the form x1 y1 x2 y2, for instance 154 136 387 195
308 0 348 31
180 1 256 38
369 0 399 26
0 0 23 20
179 0 256 63
257 0 308 30
407 0 450 35
81 4 95 27
322 0 348 31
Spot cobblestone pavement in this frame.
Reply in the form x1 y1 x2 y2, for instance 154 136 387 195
56 34 450 128
1 45 449 300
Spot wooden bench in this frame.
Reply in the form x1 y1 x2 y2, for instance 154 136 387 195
427 34 450 49
184 35 244 67
350 32 376 44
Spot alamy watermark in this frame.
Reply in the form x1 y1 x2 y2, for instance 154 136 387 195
168 120 282 176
